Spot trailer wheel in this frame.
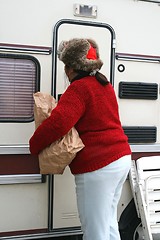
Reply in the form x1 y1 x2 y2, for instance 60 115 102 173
119 199 142 240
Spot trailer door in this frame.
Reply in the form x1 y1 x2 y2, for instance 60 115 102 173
50 19 116 232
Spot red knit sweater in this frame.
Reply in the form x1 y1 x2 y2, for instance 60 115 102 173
29 76 131 174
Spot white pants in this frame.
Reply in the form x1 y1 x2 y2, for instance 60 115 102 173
74 155 131 240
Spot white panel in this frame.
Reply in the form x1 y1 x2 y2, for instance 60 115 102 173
53 167 80 228
115 57 160 143
0 182 48 232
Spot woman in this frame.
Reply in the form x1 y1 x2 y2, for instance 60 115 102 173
29 38 131 240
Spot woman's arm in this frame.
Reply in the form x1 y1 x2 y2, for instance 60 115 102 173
29 85 85 155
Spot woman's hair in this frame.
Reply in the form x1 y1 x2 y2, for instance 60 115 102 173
94 71 109 86
70 68 109 86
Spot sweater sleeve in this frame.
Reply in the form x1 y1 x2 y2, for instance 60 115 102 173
29 83 85 155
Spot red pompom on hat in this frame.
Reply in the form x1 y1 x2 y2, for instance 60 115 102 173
57 38 103 72
86 45 97 60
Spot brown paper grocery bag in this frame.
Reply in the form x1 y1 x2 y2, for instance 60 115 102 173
33 92 84 174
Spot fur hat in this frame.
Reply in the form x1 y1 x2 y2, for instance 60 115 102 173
57 38 103 72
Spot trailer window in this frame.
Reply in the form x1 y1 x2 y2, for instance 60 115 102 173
0 54 40 122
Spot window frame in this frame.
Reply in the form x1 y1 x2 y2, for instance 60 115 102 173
0 53 40 123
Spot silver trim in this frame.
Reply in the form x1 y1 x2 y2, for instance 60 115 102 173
0 174 42 185
0 229 82 239
116 52 160 63
0 145 30 154
136 0 160 4
0 144 160 154
131 144 160 152
0 144 160 155
0 43 52 55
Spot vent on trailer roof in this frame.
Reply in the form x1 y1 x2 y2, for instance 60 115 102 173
119 82 158 100
123 126 157 143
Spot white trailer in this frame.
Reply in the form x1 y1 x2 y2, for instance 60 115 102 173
0 0 160 239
